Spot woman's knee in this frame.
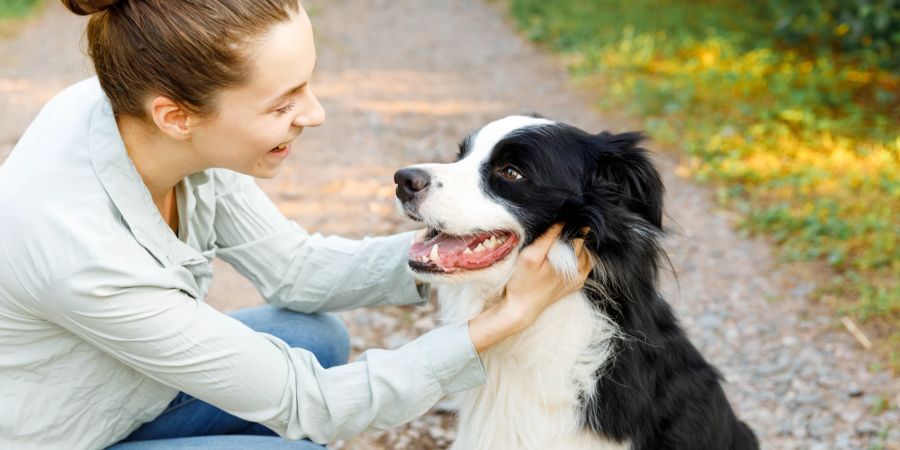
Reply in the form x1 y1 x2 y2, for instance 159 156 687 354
304 313 350 368
228 306 350 368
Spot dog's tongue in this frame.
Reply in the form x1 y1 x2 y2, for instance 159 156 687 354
409 231 517 271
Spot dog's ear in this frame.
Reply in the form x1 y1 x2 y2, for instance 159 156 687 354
592 131 664 229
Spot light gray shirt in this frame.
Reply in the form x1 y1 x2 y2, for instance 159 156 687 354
0 77 486 450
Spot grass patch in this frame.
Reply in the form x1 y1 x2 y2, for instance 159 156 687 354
510 0 899 368
0 0 42 20
0 0 45 37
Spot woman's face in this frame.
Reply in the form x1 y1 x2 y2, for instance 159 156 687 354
187 7 325 178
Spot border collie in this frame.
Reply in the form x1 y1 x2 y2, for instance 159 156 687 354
394 115 759 450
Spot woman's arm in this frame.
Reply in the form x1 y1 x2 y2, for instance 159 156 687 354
35 257 484 443
212 170 428 313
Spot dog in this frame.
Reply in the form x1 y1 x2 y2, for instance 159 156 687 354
394 115 759 450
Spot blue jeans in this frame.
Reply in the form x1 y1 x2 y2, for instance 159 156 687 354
107 305 351 449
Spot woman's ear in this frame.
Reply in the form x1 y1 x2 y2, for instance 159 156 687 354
594 131 664 229
149 96 192 141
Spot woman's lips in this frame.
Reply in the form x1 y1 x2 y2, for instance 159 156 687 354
268 142 292 158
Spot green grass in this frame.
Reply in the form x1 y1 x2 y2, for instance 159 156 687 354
509 0 899 367
0 0 42 20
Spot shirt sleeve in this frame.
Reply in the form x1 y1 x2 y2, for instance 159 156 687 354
35 259 486 443
211 170 430 313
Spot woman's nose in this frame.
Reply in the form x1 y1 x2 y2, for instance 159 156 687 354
292 88 326 128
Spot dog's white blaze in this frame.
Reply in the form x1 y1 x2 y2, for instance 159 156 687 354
404 116 553 240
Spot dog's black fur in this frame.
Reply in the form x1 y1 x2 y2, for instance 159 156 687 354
463 118 759 449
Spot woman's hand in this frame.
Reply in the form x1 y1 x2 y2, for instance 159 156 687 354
468 224 591 353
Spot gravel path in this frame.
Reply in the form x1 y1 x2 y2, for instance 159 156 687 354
2 1 897 449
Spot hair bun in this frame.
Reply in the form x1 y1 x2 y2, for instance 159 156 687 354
61 0 122 15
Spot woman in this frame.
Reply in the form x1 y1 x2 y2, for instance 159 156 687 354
0 0 590 449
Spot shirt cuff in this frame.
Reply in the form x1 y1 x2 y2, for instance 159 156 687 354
385 231 431 307
423 321 487 394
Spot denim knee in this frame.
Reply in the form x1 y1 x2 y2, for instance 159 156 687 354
302 313 350 369
228 306 351 369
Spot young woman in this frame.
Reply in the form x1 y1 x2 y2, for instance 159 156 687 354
0 1 590 449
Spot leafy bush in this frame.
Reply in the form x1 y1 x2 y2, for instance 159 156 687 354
770 0 900 71
510 0 899 360
0 0 42 20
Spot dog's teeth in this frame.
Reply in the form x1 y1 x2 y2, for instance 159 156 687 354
463 247 473 255
430 244 440 263
485 237 496 250
474 243 484 252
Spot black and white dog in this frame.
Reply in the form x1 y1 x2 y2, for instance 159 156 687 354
394 115 759 450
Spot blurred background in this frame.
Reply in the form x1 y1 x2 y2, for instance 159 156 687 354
1 0 898 449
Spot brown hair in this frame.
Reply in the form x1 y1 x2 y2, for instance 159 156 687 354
62 0 300 119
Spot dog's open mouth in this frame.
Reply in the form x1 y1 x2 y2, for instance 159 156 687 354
409 229 519 273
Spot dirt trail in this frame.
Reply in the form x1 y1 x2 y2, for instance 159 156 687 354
1 1 897 449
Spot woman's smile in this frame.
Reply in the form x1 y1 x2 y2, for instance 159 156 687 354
267 141 292 159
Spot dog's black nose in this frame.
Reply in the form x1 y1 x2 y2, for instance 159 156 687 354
394 168 431 203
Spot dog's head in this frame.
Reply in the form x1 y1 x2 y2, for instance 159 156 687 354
395 114 664 288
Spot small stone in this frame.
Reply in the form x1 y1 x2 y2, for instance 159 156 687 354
797 393 823 405
808 414 834 437
776 421 792 435
428 425 446 439
414 316 436 330
839 409 863 423
780 335 799 346
394 435 410 448
854 421 879 435
790 282 816 298
350 336 367 351
695 312 721 328
385 333 409 349
846 385 864 397
835 432 851 448
434 398 459 413
445 428 457 441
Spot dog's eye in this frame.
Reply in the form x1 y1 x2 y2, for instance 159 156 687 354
498 165 524 180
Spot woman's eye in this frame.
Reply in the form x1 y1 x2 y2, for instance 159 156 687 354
275 101 296 115
498 165 524 180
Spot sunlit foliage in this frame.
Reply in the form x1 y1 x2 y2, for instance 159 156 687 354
510 0 899 354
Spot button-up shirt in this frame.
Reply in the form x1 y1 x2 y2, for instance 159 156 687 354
0 77 485 450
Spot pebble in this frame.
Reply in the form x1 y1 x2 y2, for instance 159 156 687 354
429 426 446 440
807 415 834 437
839 409 863 424
385 333 409 350
855 421 880 435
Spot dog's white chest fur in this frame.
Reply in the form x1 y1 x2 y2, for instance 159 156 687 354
436 284 629 450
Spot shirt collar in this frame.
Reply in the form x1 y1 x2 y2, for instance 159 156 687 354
88 95 207 267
